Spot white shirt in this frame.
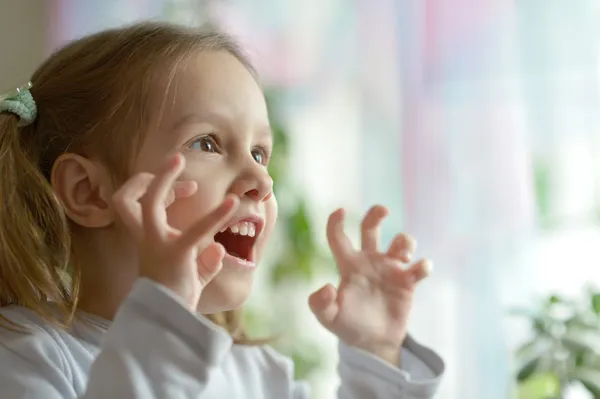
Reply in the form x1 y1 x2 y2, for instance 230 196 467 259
0 278 444 398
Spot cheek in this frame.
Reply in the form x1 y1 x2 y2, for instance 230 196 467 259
166 187 221 231
168 164 227 230
259 196 278 246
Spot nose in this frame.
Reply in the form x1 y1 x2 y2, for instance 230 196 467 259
230 164 273 202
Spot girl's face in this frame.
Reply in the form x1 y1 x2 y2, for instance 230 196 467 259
133 51 277 313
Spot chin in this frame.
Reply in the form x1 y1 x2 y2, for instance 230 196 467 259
196 267 255 314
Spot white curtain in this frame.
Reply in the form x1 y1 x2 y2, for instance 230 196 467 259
371 1 600 398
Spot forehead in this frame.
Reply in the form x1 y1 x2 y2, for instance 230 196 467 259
167 51 268 123
134 50 270 171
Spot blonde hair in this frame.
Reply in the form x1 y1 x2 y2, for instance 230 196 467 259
0 22 257 342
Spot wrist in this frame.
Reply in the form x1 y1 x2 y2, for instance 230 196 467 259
360 344 402 366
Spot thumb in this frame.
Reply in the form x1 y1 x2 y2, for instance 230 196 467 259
196 243 225 286
309 284 339 329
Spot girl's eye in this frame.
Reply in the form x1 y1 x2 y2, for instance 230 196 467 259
189 135 218 152
251 147 269 165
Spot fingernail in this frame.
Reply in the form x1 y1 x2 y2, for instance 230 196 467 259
401 250 413 261
422 260 433 276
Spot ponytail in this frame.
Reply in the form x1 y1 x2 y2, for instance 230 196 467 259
0 112 77 328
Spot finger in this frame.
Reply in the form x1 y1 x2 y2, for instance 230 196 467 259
175 195 239 253
360 205 389 252
404 259 433 286
326 209 355 263
387 233 417 263
308 284 339 330
112 172 155 241
174 180 197 199
196 242 225 286
142 154 185 242
164 181 198 208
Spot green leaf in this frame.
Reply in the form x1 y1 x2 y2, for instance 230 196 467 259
581 353 600 369
591 294 600 315
533 317 549 335
517 358 541 382
242 307 272 336
564 315 599 332
562 335 600 356
285 201 317 257
270 260 297 285
570 369 600 396
269 251 319 284
296 254 316 281
517 372 560 399
268 199 323 285
264 90 290 196
516 340 541 360
265 91 289 157
582 382 600 399
575 350 587 367
288 346 323 380
548 295 562 305
271 123 289 155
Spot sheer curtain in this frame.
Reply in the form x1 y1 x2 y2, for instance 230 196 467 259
366 1 600 398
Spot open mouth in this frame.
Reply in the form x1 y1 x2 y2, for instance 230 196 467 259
214 220 261 262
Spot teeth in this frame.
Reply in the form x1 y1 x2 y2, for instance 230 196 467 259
222 221 257 237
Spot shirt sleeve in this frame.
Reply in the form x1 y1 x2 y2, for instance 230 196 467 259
336 335 445 398
0 278 234 399
0 278 445 399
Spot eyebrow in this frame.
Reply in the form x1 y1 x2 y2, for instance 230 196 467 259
173 111 273 140
172 111 224 131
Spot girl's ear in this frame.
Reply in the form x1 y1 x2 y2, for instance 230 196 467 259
51 153 115 228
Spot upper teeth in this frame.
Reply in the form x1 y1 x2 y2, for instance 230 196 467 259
220 222 256 237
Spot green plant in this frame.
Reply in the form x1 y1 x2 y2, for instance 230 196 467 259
265 91 332 284
512 290 600 398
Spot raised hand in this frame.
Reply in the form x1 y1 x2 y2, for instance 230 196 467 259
309 206 432 365
112 153 239 310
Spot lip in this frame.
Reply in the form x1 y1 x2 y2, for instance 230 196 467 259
223 252 257 269
221 214 265 239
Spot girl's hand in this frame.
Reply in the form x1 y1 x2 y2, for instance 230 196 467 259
112 153 239 311
309 206 432 365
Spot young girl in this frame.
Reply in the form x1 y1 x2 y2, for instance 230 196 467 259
0 22 444 398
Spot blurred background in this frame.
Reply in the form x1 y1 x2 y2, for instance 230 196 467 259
4 0 600 398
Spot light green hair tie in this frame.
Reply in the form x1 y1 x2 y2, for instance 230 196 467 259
0 82 37 126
